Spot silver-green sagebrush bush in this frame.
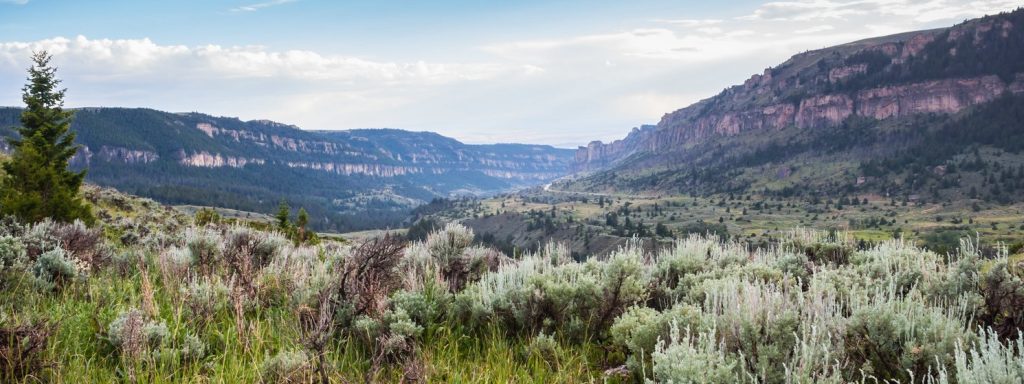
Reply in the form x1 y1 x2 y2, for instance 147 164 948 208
649 323 740 384
261 350 314 384
31 247 87 291
5 209 1024 383
0 235 25 278
107 308 169 361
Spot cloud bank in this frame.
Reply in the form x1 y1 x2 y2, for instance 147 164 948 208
0 1 1019 146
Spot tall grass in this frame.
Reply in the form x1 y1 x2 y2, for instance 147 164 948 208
2 217 1023 383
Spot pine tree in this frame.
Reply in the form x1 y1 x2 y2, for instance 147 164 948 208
1 52 94 225
296 207 309 242
275 200 291 230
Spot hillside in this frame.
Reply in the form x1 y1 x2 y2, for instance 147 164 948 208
3 189 1024 382
0 108 574 231
566 9 1024 204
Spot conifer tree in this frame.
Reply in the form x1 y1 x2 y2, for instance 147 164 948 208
275 200 291 230
1 52 94 224
295 207 309 242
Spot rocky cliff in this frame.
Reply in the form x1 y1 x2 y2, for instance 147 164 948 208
576 9 1024 172
0 107 574 231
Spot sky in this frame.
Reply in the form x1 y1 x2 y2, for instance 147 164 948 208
0 1 1021 147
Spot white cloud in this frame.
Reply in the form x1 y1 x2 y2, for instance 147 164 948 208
795 24 835 33
231 0 297 12
740 0 1021 22
0 36 525 85
0 1 1020 146
0 0 29 4
652 18 724 27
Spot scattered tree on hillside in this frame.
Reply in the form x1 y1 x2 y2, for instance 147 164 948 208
276 200 291 230
0 51 94 225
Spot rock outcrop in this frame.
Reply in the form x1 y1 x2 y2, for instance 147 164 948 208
575 10 1024 173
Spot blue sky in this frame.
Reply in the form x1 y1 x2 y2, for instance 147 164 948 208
0 0 1020 147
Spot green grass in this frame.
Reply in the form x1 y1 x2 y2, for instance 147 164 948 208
0 266 607 383
448 190 1024 250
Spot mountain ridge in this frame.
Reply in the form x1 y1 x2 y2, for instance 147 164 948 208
566 8 1024 204
0 107 574 231
575 10 1024 174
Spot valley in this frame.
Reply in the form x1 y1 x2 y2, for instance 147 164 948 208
2 4 1024 383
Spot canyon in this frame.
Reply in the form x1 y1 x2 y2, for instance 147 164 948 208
575 11 1024 173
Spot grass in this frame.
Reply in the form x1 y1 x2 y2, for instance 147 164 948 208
0 264 608 383
445 189 1024 250
3 183 1022 383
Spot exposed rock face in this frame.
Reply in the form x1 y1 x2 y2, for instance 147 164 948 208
574 126 655 172
574 11 1024 173
72 146 159 166
171 123 576 181
855 75 1010 119
177 151 265 168
285 161 423 177
97 146 159 164
796 94 854 129
829 64 868 83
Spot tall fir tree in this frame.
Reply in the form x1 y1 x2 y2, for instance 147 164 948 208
275 200 291 230
1 52 94 225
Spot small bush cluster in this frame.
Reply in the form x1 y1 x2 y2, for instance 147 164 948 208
3 201 1024 383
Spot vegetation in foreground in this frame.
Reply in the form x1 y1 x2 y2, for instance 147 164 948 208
2 185 1024 383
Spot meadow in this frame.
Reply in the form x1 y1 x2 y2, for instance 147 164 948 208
2 187 1024 383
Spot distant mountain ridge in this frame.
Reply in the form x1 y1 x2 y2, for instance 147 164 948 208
0 107 574 231
566 8 1024 203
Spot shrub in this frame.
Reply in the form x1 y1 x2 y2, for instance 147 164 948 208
110 249 141 277
610 303 707 376
978 260 1024 340
377 307 423 359
390 288 449 329
649 323 740 383
0 319 53 382
181 276 229 326
184 227 222 276
775 252 811 284
31 247 86 291
425 223 473 265
0 236 26 283
261 350 314 384
702 277 802 383
20 220 57 260
940 328 1024 383
179 334 207 362
842 295 972 382
224 227 286 295
803 243 853 265
454 241 649 343
339 234 406 319
525 332 561 367
107 308 169 361
51 219 107 270
156 247 192 286
193 208 221 226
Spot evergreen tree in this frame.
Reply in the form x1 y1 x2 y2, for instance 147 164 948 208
276 200 291 230
1 52 94 225
296 207 309 241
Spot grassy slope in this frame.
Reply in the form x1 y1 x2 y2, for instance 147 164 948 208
0 187 606 383
436 189 1024 257
1 272 603 383
3 184 1024 383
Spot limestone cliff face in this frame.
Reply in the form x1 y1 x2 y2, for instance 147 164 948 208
177 151 265 168
575 11 1024 172
72 146 159 166
173 123 575 182
574 126 655 172
855 75 1010 119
